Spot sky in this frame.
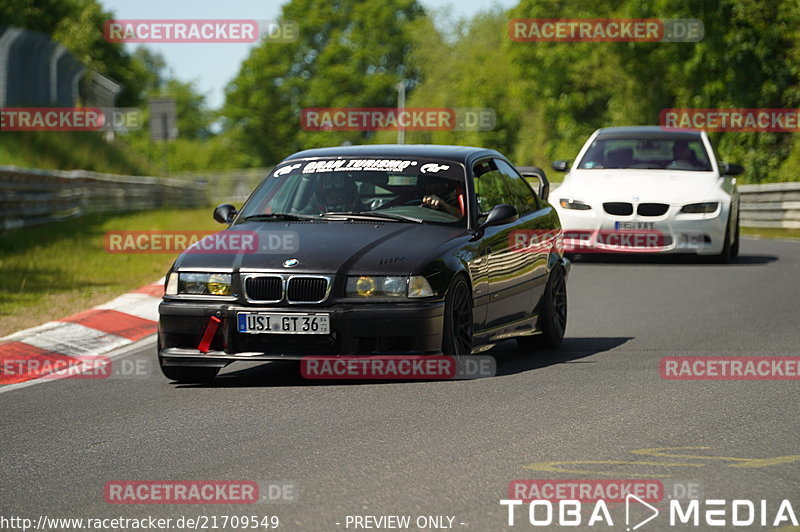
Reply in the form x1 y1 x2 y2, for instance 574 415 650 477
98 0 517 109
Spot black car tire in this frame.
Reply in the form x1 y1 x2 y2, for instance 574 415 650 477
731 211 740 259
518 263 567 351
159 359 219 383
442 276 473 366
715 213 734 264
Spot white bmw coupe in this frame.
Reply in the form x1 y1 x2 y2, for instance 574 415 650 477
550 126 743 262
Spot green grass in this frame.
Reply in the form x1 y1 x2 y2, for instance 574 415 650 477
0 208 221 337
742 227 800 240
0 131 158 175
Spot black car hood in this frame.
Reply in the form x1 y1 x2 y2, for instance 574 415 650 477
172 220 466 275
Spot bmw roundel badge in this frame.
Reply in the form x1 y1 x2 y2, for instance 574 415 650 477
283 258 300 268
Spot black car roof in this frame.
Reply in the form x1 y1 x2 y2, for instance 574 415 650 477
283 144 503 164
595 126 703 140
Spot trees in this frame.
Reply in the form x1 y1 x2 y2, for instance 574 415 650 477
5 0 798 181
0 0 147 106
505 0 800 180
223 0 424 165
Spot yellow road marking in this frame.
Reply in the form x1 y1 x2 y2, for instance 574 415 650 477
631 446 753 462
522 448 800 477
522 460 704 477
728 455 800 468
632 447 800 468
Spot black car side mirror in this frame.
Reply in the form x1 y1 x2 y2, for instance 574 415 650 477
213 203 238 224
517 166 550 202
552 160 570 172
720 162 744 176
478 204 519 232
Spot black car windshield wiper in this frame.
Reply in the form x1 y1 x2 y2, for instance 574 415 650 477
241 212 322 222
322 211 424 224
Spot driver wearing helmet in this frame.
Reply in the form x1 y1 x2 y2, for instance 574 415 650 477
315 174 361 213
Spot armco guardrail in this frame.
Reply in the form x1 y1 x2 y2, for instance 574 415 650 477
0 166 208 230
739 182 800 229
172 167 272 205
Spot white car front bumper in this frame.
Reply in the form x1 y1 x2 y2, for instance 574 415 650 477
555 203 729 255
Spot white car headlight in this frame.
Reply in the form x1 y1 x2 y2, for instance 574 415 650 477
680 202 719 214
165 272 179 295
559 198 592 210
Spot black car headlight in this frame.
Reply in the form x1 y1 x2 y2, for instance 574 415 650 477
559 198 592 210
680 202 719 214
346 275 434 298
165 272 232 296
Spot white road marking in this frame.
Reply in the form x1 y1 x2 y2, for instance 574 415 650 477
0 336 157 395
21 322 131 356
95 293 160 321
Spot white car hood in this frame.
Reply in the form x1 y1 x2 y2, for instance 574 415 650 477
554 169 723 205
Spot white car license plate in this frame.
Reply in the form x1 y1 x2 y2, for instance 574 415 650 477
615 221 655 230
237 312 330 334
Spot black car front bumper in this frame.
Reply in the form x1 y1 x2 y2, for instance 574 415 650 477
158 300 445 368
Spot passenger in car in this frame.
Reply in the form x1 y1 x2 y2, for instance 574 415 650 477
418 175 464 217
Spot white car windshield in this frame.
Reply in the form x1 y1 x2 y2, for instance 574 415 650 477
578 137 713 171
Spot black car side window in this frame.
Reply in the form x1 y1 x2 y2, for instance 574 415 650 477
493 159 538 215
473 160 506 214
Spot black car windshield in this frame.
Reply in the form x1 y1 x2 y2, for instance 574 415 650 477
237 157 468 226
577 137 713 171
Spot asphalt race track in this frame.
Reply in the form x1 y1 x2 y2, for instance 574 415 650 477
2 237 798 531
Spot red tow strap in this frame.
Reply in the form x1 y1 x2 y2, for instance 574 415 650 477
197 316 222 353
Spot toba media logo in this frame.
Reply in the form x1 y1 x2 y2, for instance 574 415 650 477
499 497 798 529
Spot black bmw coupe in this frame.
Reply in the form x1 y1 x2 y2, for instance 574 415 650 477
158 145 570 382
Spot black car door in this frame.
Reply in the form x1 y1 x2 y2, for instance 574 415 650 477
473 158 549 332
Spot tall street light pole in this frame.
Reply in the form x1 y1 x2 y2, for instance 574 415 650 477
396 80 406 145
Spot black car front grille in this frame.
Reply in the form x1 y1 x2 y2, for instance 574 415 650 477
603 202 634 216
245 276 283 301
287 277 328 303
637 203 669 216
